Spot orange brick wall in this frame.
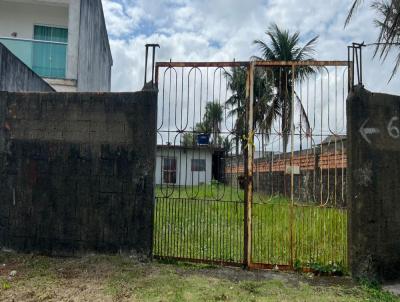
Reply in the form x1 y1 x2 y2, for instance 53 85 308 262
225 151 347 174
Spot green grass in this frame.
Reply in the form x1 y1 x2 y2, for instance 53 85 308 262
154 185 348 272
156 183 285 202
1 252 398 302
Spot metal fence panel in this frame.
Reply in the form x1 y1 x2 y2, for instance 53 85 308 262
153 60 350 272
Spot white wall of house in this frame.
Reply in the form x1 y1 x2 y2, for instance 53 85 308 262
0 0 75 91
156 148 213 186
0 0 112 92
0 1 69 39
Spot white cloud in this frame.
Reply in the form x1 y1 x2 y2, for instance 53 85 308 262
102 0 145 37
101 0 399 94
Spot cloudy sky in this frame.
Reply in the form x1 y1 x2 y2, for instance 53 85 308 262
101 0 398 94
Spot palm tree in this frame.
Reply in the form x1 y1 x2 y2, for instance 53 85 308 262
203 102 224 146
225 67 247 155
252 23 317 153
346 0 400 80
225 67 273 154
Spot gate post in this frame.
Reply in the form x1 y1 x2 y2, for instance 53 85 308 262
348 85 400 281
244 62 255 268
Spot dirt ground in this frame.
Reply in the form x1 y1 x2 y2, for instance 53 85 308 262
0 251 398 302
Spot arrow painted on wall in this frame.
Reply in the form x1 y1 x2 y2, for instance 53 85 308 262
359 118 380 145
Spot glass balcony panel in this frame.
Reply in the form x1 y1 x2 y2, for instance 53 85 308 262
0 37 67 79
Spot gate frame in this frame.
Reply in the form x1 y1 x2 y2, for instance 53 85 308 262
154 59 351 270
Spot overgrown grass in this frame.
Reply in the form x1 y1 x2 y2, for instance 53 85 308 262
359 280 400 302
1 252 399 302
154 185 348 273
156 183 286 202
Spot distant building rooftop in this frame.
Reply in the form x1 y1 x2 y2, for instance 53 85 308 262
321 135 347 145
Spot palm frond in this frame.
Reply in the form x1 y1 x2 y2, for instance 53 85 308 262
372 0 400 79
227 23 318 147
251 55 264 62
296 35 319 60
345 0 364 27
253 39 276 60
260 95 281 140
345 0 400 80
294 91 311 137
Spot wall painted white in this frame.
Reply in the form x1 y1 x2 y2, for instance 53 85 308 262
0 0 78 87
43 78 77 92
156 147 213 186
0 0 112 92
3 0 69 6
66 0 80 80
0 1 69 39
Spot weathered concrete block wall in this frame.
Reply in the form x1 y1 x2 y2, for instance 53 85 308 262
348 85 400 281
0 91 156 256
77 0 112 92
0 44 54 92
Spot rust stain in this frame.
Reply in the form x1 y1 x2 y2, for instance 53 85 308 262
28 161 38 186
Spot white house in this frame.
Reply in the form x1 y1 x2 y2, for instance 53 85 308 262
156 145 215 186
0 0 112 92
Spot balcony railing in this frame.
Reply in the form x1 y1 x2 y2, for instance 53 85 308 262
0 37 67 79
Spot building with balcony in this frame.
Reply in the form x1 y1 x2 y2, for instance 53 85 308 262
0 0 113 92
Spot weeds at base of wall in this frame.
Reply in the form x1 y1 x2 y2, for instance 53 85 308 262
358 279 399 302
294 259 347 276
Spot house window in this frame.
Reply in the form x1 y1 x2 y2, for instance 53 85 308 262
191 159 206 172
163 157 176 184
32 25 68 78
34 25 68 43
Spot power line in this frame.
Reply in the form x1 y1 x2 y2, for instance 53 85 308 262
363 42 400 47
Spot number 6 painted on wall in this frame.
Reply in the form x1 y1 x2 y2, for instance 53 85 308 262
387 116 400 139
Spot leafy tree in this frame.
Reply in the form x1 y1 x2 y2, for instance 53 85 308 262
181 132 196 148
203 102 224 146
222 136 232 152
181 122 207 148
346 0 400 80
181 102 224 147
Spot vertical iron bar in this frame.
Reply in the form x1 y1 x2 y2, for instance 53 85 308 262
359 44 363 85
244 62 255 268
354 44 360 85
289 64 295 268
152 47 156 83
144 46 149 85
347 46 352 91
179 196 183 259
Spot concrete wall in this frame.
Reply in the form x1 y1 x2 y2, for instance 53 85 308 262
254 169 346 205
0 90 157 256
77 0 112 92
156 148 213 186
0 43 55 92
225 168 346 206
348 85 400 281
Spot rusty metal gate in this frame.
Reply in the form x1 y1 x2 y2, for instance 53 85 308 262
153 60 350 271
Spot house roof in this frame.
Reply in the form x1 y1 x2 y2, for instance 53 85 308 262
320 135 347 145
